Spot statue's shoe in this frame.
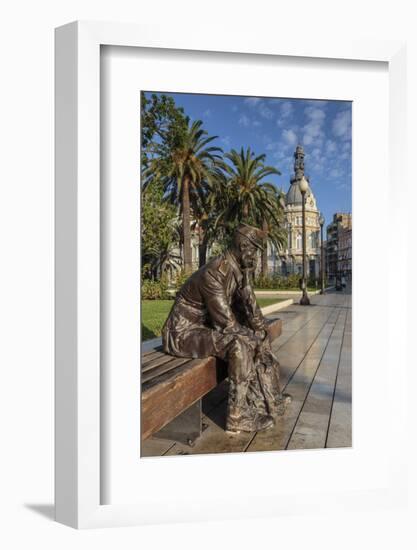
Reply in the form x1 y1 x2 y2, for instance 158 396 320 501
255 414 275 432
269 393 292 417
226 413 274 434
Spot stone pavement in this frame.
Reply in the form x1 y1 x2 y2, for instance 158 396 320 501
142 289 352 457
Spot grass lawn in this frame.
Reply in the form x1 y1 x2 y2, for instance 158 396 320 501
141 297 286 341
255 287 317 292
256 297 286 308
141 300 174 341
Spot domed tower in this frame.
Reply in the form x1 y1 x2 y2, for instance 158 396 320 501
285 145 317 208
271 145 321 278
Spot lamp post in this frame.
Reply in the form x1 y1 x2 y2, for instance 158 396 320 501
299 176 310 305
319 213 325 294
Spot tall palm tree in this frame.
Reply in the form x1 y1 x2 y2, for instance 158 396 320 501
221 147 287 275
145 118 223 273
190 168 229 267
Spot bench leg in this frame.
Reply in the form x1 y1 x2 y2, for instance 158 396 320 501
154 400 202 447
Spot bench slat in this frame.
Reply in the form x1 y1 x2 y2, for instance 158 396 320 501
142 347 162 357
141 357 191 384
142 350 164 365
142 353 173 372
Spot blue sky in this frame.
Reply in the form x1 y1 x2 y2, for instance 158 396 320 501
144 92 352 228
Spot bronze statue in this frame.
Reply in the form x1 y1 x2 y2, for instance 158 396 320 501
162 224 289 434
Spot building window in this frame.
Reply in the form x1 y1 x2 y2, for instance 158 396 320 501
296 233 302 250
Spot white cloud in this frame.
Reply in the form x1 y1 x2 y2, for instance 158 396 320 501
302 126 324 147
282 128 298 146
304 106 326 122
259 104 273 120
304 99 329 108
221 136 231 147
329 168 343 178
243 97 273 122
253 120 262 127
238 114 250 127
266 141 280 151
332 110 351 140
276 101 294 127
307 123 323 138
337 182 348 190
325 139 337 154
244 97 262 106
280 101 293 118
273 152 293 169
272 149 285 159
302 105 326 147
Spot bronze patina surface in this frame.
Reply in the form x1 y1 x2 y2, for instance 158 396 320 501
162 224 290 434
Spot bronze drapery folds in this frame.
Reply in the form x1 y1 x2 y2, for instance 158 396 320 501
162 224 290 433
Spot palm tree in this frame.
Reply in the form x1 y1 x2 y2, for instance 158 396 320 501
144 118 223 273
190 168 229 267
150 242 182 281
221 147 287 276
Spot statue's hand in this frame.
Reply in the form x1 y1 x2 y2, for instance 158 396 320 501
239 286 253 301
254 329 267 341
255 338 275 367
241 267 255 288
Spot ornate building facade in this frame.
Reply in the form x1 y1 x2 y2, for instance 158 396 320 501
268 145 321 278
338 226 352 280
326 212 352 282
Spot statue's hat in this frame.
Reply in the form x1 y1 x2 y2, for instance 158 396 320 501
235 223 266 250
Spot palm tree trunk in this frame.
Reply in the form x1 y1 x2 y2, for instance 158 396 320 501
261 219 268 276
182 175 193 274
198 223 208 267
199 228 210 267
198 243 207 267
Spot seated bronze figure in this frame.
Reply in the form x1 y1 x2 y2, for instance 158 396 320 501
162 224 289 434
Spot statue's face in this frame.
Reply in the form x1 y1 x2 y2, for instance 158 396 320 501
239 240 258 269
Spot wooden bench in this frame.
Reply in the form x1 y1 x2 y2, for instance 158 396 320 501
141 318 282 446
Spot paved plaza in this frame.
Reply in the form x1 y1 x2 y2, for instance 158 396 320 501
142 290 352 457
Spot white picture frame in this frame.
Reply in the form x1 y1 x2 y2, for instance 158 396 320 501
55 20 407 529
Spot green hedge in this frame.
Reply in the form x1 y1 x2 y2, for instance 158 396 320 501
141 270 191 300
254 273 301 289
254 273 324 290
173 269 189 292
141 278 171 300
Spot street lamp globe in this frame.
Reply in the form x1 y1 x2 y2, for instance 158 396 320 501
319 213 324 226
299 176 309 193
